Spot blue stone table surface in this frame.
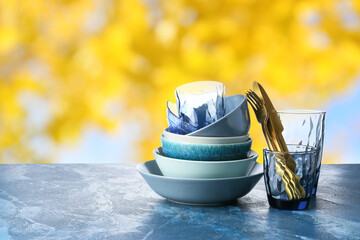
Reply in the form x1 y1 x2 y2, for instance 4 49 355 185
0 164 359 240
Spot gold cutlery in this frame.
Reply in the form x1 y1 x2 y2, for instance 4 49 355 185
246 91 301 199
253 82 297 172
246 83 305 200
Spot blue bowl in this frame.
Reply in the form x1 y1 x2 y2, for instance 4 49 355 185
188 94 250 137
161 135 252 161
137 160 264 205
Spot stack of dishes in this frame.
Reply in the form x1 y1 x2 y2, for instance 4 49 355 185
137 94 264 205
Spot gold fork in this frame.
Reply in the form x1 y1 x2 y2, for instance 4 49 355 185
247 90 285 151
246 91 273 149
246 90 305 200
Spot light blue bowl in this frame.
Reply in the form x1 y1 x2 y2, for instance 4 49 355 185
161 135 252 161
137 160 264 205
188 94 250 137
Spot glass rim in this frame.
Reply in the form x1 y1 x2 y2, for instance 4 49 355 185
263 145 318 155
175 81 225 94
277 109 326 115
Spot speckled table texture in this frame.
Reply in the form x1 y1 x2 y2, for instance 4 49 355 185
0 164 359 240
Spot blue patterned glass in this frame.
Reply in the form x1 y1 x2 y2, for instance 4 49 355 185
263 145 317 210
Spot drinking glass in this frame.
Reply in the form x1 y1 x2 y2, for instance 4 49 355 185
175 81 225 129
277 110 326 195
264 145 317 210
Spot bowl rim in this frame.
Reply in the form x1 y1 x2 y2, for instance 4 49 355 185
175 81 224 94
137 160 263 181
161 135 252 146
154 147 258 164
188 94 247 136
163 128 250 144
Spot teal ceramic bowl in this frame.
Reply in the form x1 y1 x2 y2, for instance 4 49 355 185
154 147 258 179
161 135 252 161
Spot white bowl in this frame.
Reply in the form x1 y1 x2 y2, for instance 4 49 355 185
163 129 249 144
153 147 258 179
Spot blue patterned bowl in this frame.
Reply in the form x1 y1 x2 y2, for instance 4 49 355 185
167 101 197 134
161 134 252 161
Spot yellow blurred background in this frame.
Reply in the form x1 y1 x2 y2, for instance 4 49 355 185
0 0 359 164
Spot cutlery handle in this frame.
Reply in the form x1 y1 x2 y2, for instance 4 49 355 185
261 123 273 150
275 133 297 173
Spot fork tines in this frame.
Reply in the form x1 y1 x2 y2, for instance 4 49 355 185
248 90 263 104
246 91 261 111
